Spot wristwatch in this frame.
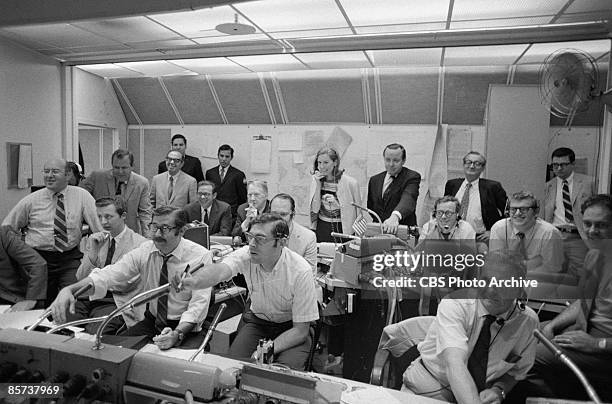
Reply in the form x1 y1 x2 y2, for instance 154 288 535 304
172 329 185 346
493 385 506 401
598 338 607 350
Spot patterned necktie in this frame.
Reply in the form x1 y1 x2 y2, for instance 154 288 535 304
562 180 574 223
460 182 472 219
516 232 527 259
54 193 69 252
104 238 116 266
220 167 226 182
155 254 172 333
168 176 174 201
382 175 394 199
468 314 496 392
203 209 209 225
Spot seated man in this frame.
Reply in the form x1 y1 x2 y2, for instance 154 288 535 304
184 181 232 236
177 213 319 370
402 251 539 403
489 191 564 273
420 196 476 244
0 225 47 311
513 195 612 402
69 197 148 334
232 180 270 244
50 206 212 350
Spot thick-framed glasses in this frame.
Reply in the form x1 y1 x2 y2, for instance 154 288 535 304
165 157 183 164
463 160 484 168
42 169 63 175
197 192 213 198
244 232 276 245
435 210 457 218
150 223 178 233
551 162 572 169
509 207 534 215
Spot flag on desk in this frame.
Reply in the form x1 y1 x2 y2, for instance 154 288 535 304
352 214 367 237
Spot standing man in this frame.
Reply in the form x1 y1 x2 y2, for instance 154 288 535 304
367 143 421 234
184 181 232 236
445 151 507 244
232 180 270 244
0 225 47 312
3 158 102 303
205 144 247 221
541 147 594 277
50 206 213 350
175 214 319 370
150 150 197 209
70 197 148 334
489 191 564 273
157 134 204 182
80 149 152 236
270 193 317 273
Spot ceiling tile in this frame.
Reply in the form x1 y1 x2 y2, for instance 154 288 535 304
228 54 306 72
519 40 611 64
3 23 118 48
367 48 443 66
234 0 348 32
192 33 270 44
76 64 144 78
115 60 193 76
450 16 551 29
169 57 250 74
127 39 196 50
356 22 446 34
269 27 353 39
296 51 370 69
444 44 530 66
341 0 450 27
73 17 181 43
149 6 250 37
564 0 612 14
452 0 565 21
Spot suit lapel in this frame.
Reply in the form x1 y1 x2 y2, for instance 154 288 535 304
106 171 115 196
124 173 135 201
209 200 219 228
571 175 583 205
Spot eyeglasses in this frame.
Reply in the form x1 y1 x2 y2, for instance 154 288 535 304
509 207 534 215
165 157 183 164
551 162 572 169
463 160 484 168
271 211 293 218
435 210 457 218
42 169 63 175
150 223 178 233
197 192 213 197
244 232 276 245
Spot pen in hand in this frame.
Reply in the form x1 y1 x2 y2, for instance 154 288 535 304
177 264 190 291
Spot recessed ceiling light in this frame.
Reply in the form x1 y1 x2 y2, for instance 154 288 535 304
215 13 256 35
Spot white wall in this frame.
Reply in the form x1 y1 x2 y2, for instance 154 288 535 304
0 37 62 219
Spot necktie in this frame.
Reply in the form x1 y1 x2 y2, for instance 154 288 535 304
382 175 394 199
220 167 226 181
203 209 209 225
115 181 124 196
54 193 69 252
460 182 472 219
104 238 116 266
562 180 574 223
155 254 172 333
168 176 174 201
516 232 527 259
468 314 496 392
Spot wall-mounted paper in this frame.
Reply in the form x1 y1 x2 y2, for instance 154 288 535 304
251 138 272 173
279 132 302 151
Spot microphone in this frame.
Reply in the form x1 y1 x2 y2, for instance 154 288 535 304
188 303 227 361
27 283 94 331
495 317 505 326
533 329 602 403
46 315 107 334
351 202 383 234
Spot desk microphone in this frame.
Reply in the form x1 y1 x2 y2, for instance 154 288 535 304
27 283 93 331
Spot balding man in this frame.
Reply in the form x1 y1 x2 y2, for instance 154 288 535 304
3 158 101 303
232 180 270 244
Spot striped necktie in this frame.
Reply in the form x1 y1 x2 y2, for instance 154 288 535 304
54 193 69 251
155 254 172 333
562 180 573 222
468 314 496 392
382 175 394 199
460 182 472 219
220 167 226 181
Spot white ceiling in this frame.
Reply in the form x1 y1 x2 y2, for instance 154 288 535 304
1 0 610 78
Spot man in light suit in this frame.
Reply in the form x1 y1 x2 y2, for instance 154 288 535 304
157 134 204 182
150 150 197 209
232 180 270 244
184 181 232 236
205 144 247 220
81 149 152 236
70 197 148 334
367 143 421 234
445 151 507 243
541 147 595 277
270 193 317 273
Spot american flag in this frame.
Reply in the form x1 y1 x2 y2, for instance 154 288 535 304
352 214 367 237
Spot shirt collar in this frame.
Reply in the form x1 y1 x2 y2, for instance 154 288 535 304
47 186 68 197
168 171 179 181
463 177 480 187
151 237 187 260
112 226 128 243
557 171 574 185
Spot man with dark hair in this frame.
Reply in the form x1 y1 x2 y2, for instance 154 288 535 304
270 193 317 273
80 148 152 235
367 143 421 234
176 213 319 370
157 134 204 182
0 225 47 311
150 150 197 209
490 191 563 273
205 144 247 220
184 180 232 236
3 158 102 304
50 206 212 350
541 147 594 277
445 151 507 243
68 197 148 334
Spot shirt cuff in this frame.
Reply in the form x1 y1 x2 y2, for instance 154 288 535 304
392 211 402 220
88 272 108 300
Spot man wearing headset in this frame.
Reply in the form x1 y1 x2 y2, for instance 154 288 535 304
421 196 476 242
174 213 319 370
489 191 564 273
402 251 539 404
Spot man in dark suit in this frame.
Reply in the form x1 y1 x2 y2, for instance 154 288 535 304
184 181 232 236
157 134 204 182
367 143 421 234
205 144 247 220
445 151 507 243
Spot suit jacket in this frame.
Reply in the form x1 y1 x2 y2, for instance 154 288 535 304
288 222 317 274
367 167 421 226
183 199 233 236
0 226 47 303
542 173 594 240
232 200 270 240
205 165 247 217
80 170 152 235
150 171 197 209
158 154 204 183
76 227 147 326
445 177 507 231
